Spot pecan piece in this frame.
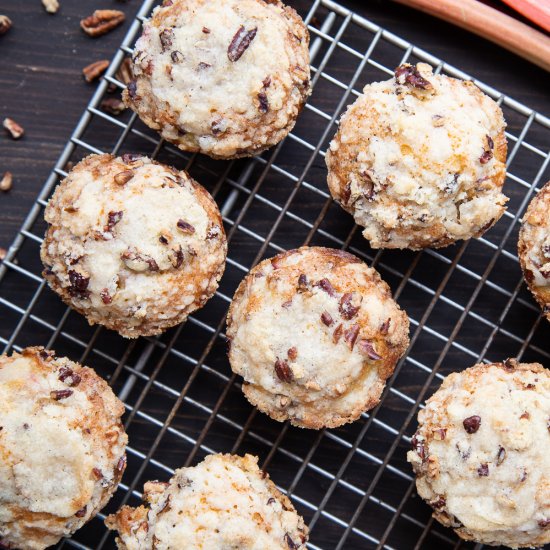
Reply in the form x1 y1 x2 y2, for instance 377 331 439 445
320 311 333 326
202 26 210 34
68 270 90 298
126 80 139 100
357 339 382 360
477 463 489 477
463 415 481 434
82 59 109 83
159 28 174 52
394 64 432 90
106 211 123 232
411 434 426 460
332 323 343 344
3 118 24 139
170 246 184 269
496 446 506 465
114 170 133 185
75 506 87 518
81 10 125 37
176 219 195 234
287 347 298 360
171 50 184 63
257 92 269 113
274 359 293 383
343 324 360 350
539 518 550 529
101 97 126 116
100 288 113 304
285 534 299 550
339 292 362 320
297 273 308 291
58 366 81 387
227 26 257 62
0 15 12 35
380 318 391 335
0 171 13 192
42 0 59 13
50 389 73 401
315 278 336 297
116 455 127 473
121 249 158 272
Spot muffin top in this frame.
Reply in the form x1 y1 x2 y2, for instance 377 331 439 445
106 453 308 550
407 360 550 548
125 0 310 158
226 246 409 428
518 180 550 321
0 347 127 550
326 63 508 249
41 153 226 338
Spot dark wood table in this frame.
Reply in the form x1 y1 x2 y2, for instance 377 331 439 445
0 0 548 252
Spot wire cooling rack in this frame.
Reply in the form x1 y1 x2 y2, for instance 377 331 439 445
1 0 549 548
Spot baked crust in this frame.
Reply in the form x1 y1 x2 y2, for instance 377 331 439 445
106 453 308 549
124 0 311 159
326 63 508 250
0 347 127 550
226 246 410 429
408 360 550 548
41 153 227 338
518 180 550 321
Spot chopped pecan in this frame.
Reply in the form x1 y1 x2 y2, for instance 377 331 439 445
197 61 211 70
121 153 142 164
58 366 81 387
380 318 391 335
126 80 138 100
106 211 123 232
75 506 87 518
339 292 361 320
114 170 134 185
538 518 550 529
101 97 126 115
274 359 293 383
80 10 125 37
281 299 293 308
287 347 298 360
82 59 109 83
496 446 506 465
343 324 360 350
433 428 446 441
227 26 257 62
332 323 343 344
170 246 184 269
430 496 446 509
0 15 12 35
0 171 13 192
171 50 184 63
92 467 103 480
477 463 489 477
100 288 113 304
357 339 381 360
297 273 308 291
121 249 158 272
202 26 210 34
284 534 299 550
463 415 481 434
68 270 90 298
159 28 174 52
176 219 195 234
411 434 426 460
315 278 336 297
257 92 269 113
320 311 333 326
116 455 127 473
50 389 73 401
394 64 432 90
3 118 24 139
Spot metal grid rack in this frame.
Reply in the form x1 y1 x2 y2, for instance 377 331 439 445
1 0 549 548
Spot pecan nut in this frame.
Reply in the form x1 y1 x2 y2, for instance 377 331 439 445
0 15 12 34
0 171 13 192
81 10 125 37
41 0 59 14
82 59 109 83
3 118 24 139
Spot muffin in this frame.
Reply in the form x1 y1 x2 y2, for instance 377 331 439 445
326 62 508 249
124 0 310 159
106 453 308 549
518 180 550 321
0 347 127 550
407 360 550 548
41 153 227 338
226 246 410 429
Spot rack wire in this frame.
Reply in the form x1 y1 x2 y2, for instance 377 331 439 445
1 0 549 548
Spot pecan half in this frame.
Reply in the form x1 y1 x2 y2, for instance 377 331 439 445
227 26 257 62
81 10 125 37
395 64 432 90
3 118 24 139
82 59 109 83
274 359 293 383
0 15 12 35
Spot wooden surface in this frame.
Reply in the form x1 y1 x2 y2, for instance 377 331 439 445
0 0 548 252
